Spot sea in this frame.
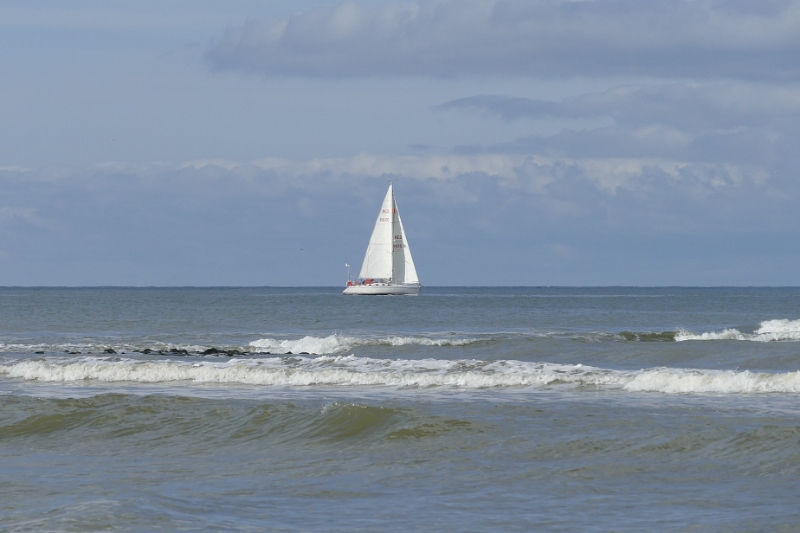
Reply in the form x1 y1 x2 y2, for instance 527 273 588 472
1 286 800 532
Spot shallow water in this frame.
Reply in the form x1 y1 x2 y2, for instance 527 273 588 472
2 287 800 531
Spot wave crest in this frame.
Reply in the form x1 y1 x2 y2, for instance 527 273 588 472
676 319 800 342
3 356 800 394
247 335 478 355
0 357 596 388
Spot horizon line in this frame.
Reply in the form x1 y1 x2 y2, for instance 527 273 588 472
1 285 798 289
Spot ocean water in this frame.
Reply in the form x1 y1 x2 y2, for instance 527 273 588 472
2 287 800 532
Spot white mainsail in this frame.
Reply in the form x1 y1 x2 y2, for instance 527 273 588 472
357 183 419 285
358 185 394 280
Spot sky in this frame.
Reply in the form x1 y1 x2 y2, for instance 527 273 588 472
1 0 799 286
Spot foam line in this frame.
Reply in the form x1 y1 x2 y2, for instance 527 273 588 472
3 356 800 394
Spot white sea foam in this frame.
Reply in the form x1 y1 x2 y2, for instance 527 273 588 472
247 335 479 355
624 368 800 394
675 319 800 342
0 356 595 388
2 355 800 394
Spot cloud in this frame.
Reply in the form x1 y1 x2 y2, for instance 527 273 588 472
207 0 800 80
439 83 800 130
441 81 800 174
167 152 778 202
0 206 45 226
2 139 798 285
251 153 523 180
474 125 790 169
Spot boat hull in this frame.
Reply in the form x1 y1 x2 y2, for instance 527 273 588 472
343 284 420 296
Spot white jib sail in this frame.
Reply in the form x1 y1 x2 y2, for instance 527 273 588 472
397 211 419 284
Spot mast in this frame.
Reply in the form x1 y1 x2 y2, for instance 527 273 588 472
391 182 395 284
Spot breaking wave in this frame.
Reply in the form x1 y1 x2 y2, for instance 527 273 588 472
247 335 479 354
2 355 800 394
676 319 800 342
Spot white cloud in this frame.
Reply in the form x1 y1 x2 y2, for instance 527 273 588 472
207 0 800 79
3 149 780 206
167 152 775 197
256 153 524 180
1 154 797 284
181 153 525 180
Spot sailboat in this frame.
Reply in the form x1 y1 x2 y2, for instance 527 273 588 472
343 183 421 295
